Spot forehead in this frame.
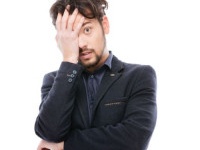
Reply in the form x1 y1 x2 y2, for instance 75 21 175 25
82 18 100 26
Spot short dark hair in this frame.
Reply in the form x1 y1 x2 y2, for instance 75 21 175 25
50 0 108 26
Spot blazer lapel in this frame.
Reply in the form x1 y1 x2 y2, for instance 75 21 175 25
91 56 124 119
76 78 90 127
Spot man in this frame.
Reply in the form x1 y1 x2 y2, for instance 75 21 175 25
35 0 157 149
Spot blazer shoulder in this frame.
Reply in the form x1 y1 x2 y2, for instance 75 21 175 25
112 56 156 77
123 62 156 74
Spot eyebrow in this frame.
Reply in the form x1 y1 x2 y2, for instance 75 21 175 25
82 21 92 27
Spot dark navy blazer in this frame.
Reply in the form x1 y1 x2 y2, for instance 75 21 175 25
35 55 157 150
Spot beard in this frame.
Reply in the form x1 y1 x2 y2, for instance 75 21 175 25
79 35 106 70
79 49 102 69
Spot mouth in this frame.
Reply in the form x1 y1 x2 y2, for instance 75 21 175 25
80 50 93 60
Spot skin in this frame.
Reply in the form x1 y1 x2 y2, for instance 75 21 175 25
56 5 110 72
37 5 110 150
37 140 64 150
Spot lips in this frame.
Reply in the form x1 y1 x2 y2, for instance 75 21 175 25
80 51 93 60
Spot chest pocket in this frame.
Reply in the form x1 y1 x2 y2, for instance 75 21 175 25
93 97 128 126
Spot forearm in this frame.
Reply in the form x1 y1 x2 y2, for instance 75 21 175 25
35 6 85 142
64 116 156 150
35 62 83 142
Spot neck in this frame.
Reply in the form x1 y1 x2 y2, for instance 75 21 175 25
86 50 109 73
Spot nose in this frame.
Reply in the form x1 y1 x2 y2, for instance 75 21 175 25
78 35 87 49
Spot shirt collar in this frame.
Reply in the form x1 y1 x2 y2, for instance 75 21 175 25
82 51 113 73
104 51 113 70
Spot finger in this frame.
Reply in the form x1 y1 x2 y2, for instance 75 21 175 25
74 16 85 34
61 7 70 30
67 8 78 31
37 140 42 150
37 140 47 150
56 13 62 31
73 13 82 31
66 4 70 11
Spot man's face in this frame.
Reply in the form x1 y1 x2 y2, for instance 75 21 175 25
78 16 109 71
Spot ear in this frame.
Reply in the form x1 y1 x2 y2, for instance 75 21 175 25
102 16 110 34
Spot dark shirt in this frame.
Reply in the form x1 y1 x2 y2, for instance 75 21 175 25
83 53 113 122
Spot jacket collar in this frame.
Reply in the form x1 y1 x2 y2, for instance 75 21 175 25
91 55 124 119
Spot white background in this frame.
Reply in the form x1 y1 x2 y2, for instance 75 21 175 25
0 0 199 149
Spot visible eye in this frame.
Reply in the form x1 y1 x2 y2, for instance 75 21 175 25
84 27 92 34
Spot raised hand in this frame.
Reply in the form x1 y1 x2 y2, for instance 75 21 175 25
56 5 85 63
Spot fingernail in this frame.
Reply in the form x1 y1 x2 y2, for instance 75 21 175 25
66 5 70 11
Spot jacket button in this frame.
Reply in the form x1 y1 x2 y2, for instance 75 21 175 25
71 74 75 78
68 78 73 82
73 70 77 74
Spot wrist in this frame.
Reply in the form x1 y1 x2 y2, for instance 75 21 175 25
63 57 78 64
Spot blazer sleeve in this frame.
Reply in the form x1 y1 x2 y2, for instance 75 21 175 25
34 62 83 142
64 65 157 150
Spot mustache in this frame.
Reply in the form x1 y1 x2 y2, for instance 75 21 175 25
79 48 94 53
